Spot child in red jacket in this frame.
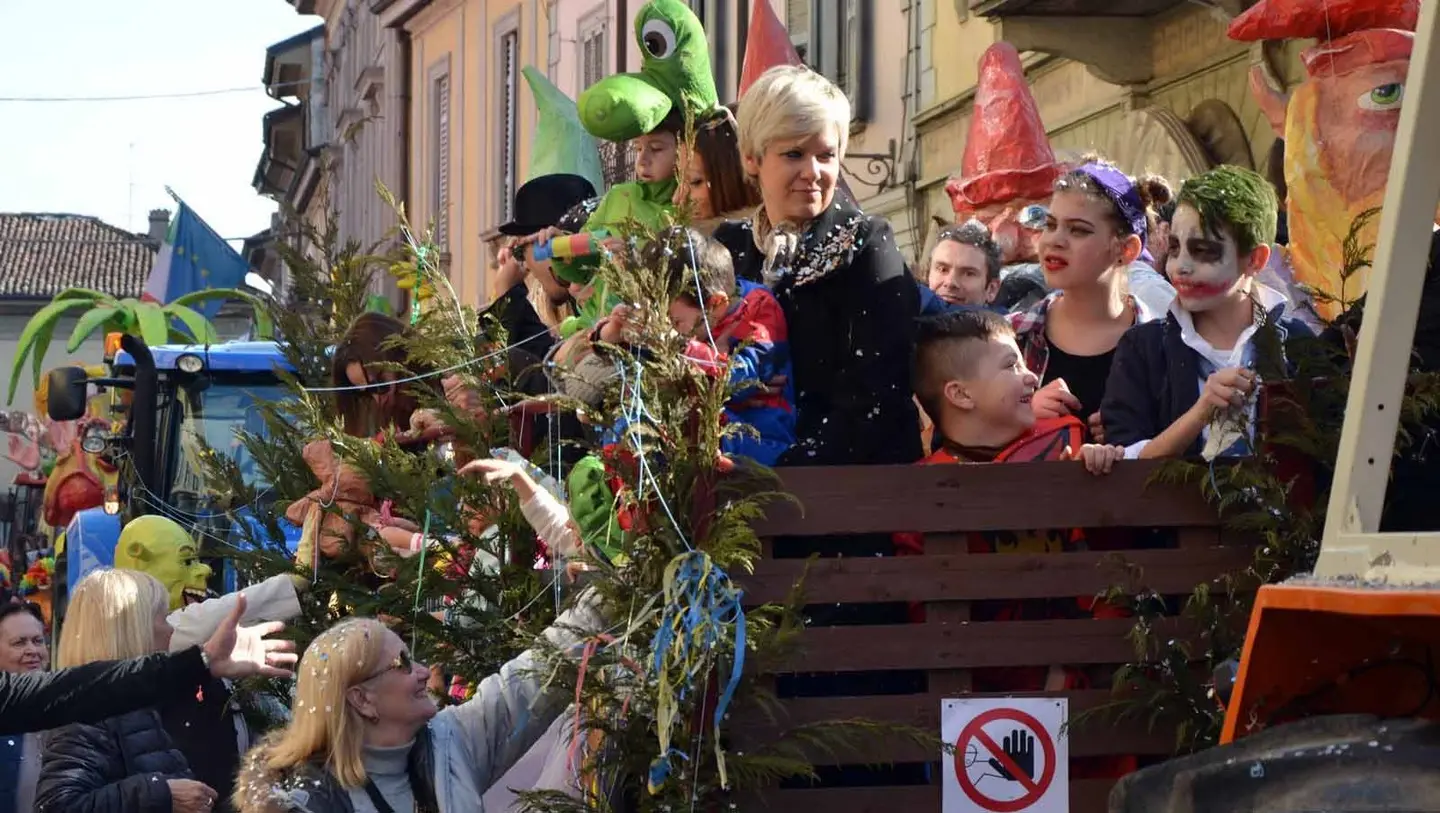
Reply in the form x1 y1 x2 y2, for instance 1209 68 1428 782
896 309 1135 778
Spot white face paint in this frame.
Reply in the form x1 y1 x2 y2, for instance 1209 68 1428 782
1166 204 1249 313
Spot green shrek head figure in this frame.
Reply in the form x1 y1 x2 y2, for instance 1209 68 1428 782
113 514 213 611
577 0 719 144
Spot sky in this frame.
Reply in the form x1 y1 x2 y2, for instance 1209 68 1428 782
0 0 322 244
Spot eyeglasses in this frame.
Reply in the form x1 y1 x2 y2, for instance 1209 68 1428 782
364 649 416 682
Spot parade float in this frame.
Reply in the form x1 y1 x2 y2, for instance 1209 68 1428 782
11 0 1435 808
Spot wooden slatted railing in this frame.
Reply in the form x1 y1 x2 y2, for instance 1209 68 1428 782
731 461 1252 813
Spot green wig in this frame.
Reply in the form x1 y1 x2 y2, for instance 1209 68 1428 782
1176 164 1279 256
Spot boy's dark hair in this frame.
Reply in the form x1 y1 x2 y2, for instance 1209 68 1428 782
1176 164 1279 256
913 309 1016 422
933 219 1003 282
1156 199 1178 225
643 226 736 305
650 108 687 137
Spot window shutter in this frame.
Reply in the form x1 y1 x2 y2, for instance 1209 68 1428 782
581 22 606 89
433 74 450 249
843 0 860 95
787 0 811 64
500 31 519 222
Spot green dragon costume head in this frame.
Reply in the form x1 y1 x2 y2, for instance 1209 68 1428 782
114 514 213 611
566 454 625 564
552 0 720 318
577 0 720 143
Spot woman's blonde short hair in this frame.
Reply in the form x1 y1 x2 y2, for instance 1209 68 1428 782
737 65 852 167
248 618 392 790
57 568 168 668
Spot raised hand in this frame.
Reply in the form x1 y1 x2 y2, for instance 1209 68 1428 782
1032 378 1081 419
1199 366 1256 414
458 458 537 501
201 595 297 679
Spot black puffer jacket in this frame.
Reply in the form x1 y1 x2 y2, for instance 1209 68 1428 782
36 708 193 813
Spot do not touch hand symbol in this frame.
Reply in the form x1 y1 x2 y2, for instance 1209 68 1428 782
988 729 1037 782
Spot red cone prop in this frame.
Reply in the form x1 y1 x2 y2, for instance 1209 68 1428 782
739 0 803 99
945 42 1060 215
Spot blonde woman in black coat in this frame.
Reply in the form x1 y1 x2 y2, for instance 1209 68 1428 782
720 65 921 468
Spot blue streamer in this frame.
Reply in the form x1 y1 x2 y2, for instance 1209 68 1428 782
648 551 748 790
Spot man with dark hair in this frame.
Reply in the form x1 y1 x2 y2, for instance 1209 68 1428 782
927 219 1004 308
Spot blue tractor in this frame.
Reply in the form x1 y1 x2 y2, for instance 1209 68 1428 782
47 335 303 619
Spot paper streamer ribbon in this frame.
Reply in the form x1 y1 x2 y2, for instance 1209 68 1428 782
647 550 747 793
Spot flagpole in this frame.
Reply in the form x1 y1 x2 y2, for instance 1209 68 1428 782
163 185 237 248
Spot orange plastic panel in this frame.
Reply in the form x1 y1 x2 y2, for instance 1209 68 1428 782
1222 583 1440 744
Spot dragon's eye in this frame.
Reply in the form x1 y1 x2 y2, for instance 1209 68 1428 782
1358 82 1404 111
641 19 677 59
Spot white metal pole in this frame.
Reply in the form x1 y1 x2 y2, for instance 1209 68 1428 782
1315 0 1440 579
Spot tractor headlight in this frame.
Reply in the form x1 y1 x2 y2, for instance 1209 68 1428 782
176 354 205 374
80 424 108 454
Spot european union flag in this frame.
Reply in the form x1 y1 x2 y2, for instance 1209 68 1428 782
141 203 248 319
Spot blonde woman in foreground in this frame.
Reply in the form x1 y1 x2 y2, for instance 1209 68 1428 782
234 588 603 813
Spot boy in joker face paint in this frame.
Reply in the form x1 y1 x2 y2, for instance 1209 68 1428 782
1101 165 1313 461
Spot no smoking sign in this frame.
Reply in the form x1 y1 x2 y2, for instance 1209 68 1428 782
941 698 1069 813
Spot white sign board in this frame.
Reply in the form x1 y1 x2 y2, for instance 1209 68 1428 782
941 697 1070 813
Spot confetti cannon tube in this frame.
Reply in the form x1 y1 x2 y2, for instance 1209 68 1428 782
534 231 610 261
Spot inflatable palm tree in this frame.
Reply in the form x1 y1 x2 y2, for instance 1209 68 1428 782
5 286 272 404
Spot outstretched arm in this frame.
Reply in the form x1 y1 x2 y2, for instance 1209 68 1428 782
444 591 605 792
1 594 295 733
0 649 207 734
167 574 303 653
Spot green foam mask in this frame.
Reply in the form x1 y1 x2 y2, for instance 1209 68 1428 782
577 0 720 142
566 454 625 562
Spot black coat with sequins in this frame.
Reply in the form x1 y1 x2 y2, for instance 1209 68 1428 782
719 194 922 467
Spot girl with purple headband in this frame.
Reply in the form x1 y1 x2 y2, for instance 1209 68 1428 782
1011 159 1175 441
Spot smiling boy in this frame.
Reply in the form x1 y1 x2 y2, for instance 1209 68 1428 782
897 308 1126 700
1102 164 1310 459
911 309 1122 470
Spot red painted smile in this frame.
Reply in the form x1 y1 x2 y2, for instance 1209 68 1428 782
1174 280 1231 298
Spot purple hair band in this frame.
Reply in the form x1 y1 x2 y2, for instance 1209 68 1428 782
1076 161 1149 241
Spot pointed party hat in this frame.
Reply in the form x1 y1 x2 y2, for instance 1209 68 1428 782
523 66 604 191
945 42 1060 214
739 0 803 99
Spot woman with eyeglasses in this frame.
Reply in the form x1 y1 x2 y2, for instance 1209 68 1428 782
233 593 602 813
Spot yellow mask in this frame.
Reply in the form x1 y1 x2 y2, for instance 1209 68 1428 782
114 515 213 611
